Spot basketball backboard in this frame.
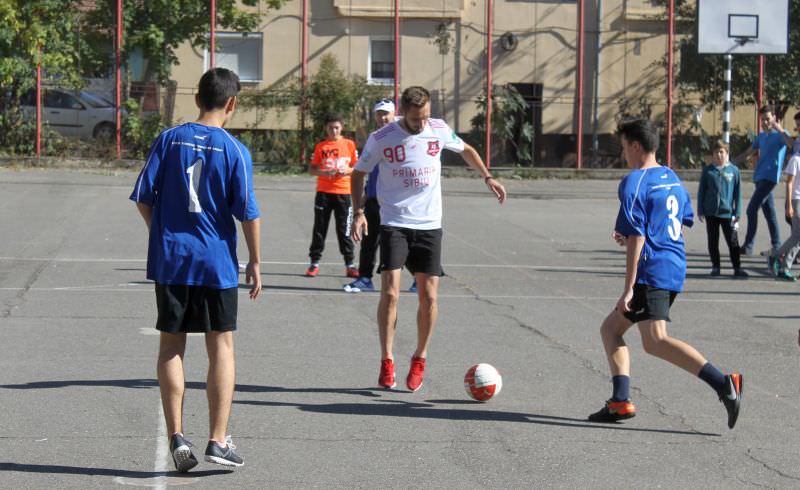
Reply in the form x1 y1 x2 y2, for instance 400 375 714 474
697 0 789 54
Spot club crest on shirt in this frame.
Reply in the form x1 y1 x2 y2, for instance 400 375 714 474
427 140 441 157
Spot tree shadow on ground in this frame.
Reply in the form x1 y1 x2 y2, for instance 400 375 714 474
233 397 720 437
0 379 381 398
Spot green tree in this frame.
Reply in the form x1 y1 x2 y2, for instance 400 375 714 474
240 53 389 165
469 84 534 165
0 0 84 154
82 0 287 84
658 0 800 115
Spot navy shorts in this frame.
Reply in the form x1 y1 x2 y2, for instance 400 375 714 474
622 284 677 323
380 226 443 276
155 284 238 334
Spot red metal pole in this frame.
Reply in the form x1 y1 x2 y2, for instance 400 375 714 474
36 48 41 159
115 0 122 160
210 0 216 68
300 0 309 164
485 0 493 168
394 0 400 105
665 0 674 167
576 0 585 169
757 54 765 131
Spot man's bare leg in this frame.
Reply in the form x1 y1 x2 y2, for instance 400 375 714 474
206 331 235 444
378 269 402 360
157 332 187 437
413 272 439 359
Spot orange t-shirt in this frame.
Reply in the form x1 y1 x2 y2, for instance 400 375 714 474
310 138 358 194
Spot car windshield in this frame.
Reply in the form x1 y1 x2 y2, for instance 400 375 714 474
79 91 113 108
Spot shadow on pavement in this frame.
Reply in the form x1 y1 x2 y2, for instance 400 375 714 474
0 462 230 478
0 379 382 398
233 398 720 437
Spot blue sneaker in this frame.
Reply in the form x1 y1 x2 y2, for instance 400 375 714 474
408 279 417 293
344 277 374 293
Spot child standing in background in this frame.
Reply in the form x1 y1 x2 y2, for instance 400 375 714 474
697 140 748 278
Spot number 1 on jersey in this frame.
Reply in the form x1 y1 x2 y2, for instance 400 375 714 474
187 159 203 213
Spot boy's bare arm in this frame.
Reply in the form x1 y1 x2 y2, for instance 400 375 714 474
241 218 262 300
617 234 645 313
136 202 152 231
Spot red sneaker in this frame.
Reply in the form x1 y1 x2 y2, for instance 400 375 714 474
346 266 360 278
406 356 426 392
305 265 319 277
378 358 396 389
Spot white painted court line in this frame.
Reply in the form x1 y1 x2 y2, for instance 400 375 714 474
0 255 624 272
0 286 796 304
153 402 169 490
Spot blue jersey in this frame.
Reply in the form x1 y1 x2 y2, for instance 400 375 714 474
752 130 790 183
614 166 693 292
130 123 260 289
365 166 379 199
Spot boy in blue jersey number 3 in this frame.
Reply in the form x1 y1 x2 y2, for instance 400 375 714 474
130 68 261 471
589 118 742 429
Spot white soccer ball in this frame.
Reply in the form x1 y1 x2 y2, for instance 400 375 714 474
464 363 502 401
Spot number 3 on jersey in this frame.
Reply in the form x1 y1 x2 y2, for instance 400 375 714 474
666 194 681 241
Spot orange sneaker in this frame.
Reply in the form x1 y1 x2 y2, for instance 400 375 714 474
588 399 636 422
378 358 396 389
346 266 360 278
305 265 319 277
406 356 426 392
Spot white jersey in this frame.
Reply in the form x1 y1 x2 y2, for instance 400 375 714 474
355 118 465 229
784 154 800 201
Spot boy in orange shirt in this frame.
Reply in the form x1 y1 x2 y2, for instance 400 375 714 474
306 112 359 277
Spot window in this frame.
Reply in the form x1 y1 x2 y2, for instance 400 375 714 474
206 32 263 82
368 38 395 85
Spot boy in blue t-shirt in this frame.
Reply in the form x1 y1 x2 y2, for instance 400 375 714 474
130 68 261 471
733 105 794 256
588 118 742 429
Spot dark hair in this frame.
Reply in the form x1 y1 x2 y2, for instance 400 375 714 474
793 111 800 121
759 105 775 115
197 68 240 111
711 139 729 152
400 86 430 110
616 117 659 154
323 112 344 126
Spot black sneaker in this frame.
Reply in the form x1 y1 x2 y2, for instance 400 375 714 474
710 267 721 276
587 399 636 422
720 373 743 429
169 433 198 473
204 437 244 467
733 268 749 278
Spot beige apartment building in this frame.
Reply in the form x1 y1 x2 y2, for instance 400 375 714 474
166 0 754 165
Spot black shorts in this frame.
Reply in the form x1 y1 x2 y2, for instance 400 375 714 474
155 284 238 334
380 226 443 275
622 284 677 323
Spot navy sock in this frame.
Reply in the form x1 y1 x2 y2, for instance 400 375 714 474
611 375 630 402
698 362 726 395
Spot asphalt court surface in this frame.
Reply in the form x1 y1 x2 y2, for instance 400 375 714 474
0 168 799 489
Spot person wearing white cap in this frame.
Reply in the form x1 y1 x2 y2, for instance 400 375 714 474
344 99 396 292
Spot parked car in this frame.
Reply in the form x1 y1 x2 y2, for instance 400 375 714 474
20 88 118 140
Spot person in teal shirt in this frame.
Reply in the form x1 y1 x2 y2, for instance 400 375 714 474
698 140 747 277
734 105 794 256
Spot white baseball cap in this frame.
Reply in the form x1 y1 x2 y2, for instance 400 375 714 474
373 98 395 113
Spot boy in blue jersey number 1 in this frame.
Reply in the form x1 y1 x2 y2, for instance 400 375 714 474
588 118 742 429
130 68 261 471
